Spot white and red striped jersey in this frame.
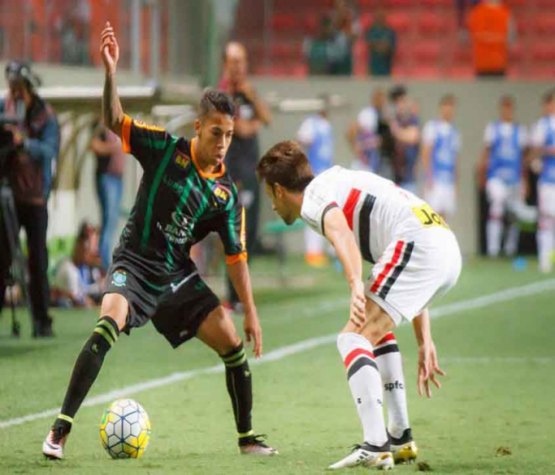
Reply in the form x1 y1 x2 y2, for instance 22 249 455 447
301 166 447 263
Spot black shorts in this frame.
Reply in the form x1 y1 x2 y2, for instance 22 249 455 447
104 262 220 348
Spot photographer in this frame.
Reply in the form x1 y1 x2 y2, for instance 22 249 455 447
0 61 60 337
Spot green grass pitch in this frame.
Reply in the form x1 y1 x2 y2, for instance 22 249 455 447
0 257 554 474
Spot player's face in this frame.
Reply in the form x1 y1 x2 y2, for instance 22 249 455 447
195 112 234 167
500 102 514 121
265 183 296 225
440 102 455 122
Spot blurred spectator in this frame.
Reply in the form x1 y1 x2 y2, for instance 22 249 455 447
421 95 461 221
52 222 103 308
330 0 359 75
530 90 555 273
389 85 420 193
478 95 528 258
90 121 125 270
304 15 336 75
297 94 334 266
347 89 384 173
468 0 515 77
0 61 59 337
219 41 272 309
365 10 396 77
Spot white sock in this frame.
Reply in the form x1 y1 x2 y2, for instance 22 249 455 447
374 332 410 440
537 216 555 272
486 218 502 257
337 332 388 447
504 223 519 256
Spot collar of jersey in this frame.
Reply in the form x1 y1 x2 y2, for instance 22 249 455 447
190 137 226 179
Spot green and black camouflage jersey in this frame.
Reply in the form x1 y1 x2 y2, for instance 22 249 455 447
113 114 246 287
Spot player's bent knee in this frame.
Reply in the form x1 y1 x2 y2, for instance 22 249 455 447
100 293 129 331
361 300 395 346
197 306 242 355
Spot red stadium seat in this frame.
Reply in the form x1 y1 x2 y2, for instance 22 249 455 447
413 41 442 63
270 42 301 59
383 0 414 7
270 13 297 31
387 12 412 34
531 44 555 62
417 13 452 36
360 13 374 30
421 0 452 7
533 15 555 36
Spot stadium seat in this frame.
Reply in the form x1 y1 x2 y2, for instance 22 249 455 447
413 41 442 63
387 12 412 34
417 13 452 36
360 13 373 30
531 44 555 62
421 0 452 7
270 13 297 32
532 15 555 36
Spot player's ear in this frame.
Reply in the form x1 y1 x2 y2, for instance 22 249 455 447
194 118 201 136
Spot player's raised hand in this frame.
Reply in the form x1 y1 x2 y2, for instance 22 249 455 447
417 340 446 398
100 21 119 75
244 311 263 358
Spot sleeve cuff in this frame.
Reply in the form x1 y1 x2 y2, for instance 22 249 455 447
121 115 132 153
225 252 248 265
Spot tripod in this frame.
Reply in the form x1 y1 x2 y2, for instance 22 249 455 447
0 179 29 337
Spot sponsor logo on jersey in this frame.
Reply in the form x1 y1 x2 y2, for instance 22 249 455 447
212 183 231 204
111 270 127 287
175 153 190 169
157 210 192 244
163 175 186 193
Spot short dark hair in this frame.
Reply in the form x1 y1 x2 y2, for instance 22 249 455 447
542 89 555 104
389 84 407 102
440 94 455 106
500 94 514 106
199 88 235 118
257 141 314 192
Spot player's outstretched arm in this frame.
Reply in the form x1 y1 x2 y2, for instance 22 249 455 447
322 207 366 328
412 310 446 398
226 259 263 358
100 21 125 137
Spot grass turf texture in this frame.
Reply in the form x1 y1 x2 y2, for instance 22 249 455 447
0 257 554 474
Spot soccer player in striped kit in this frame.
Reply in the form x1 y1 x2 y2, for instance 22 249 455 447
479 95 528 258
531 90 555 273
421 95 461 221
257 141 461 470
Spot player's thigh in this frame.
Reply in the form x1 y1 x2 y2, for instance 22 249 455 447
367 233 461 326
196 306 242 355
100 292 129 331
538 184 555 218
342 298 395 346
486 179 508 216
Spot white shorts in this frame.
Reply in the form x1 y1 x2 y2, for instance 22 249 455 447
425 182 456 217
365 229 462 325
486 178 521 218
538 183 555 217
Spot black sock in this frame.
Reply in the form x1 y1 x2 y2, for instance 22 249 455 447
221 343 253 438
53 316 119 433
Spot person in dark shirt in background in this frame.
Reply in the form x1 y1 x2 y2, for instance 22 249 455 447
90 121 125 270
0 61 59 337
219 41 272 310
365 10 396 77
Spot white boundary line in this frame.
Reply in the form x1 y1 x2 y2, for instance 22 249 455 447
1 278 554 430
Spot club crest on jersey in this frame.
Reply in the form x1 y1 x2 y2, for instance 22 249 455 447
111 270 127 287
212 184 231 205
175 152 190 169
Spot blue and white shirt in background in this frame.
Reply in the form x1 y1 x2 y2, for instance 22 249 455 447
484 121 527 185
356 106 380 173
531 115 555 185
422 120 461 184
297 114 334 176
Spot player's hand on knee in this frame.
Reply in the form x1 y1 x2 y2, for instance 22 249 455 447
349 280 367 328
417 341 446 398
243 311 263 358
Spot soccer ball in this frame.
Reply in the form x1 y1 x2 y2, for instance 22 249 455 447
99 398 151 459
